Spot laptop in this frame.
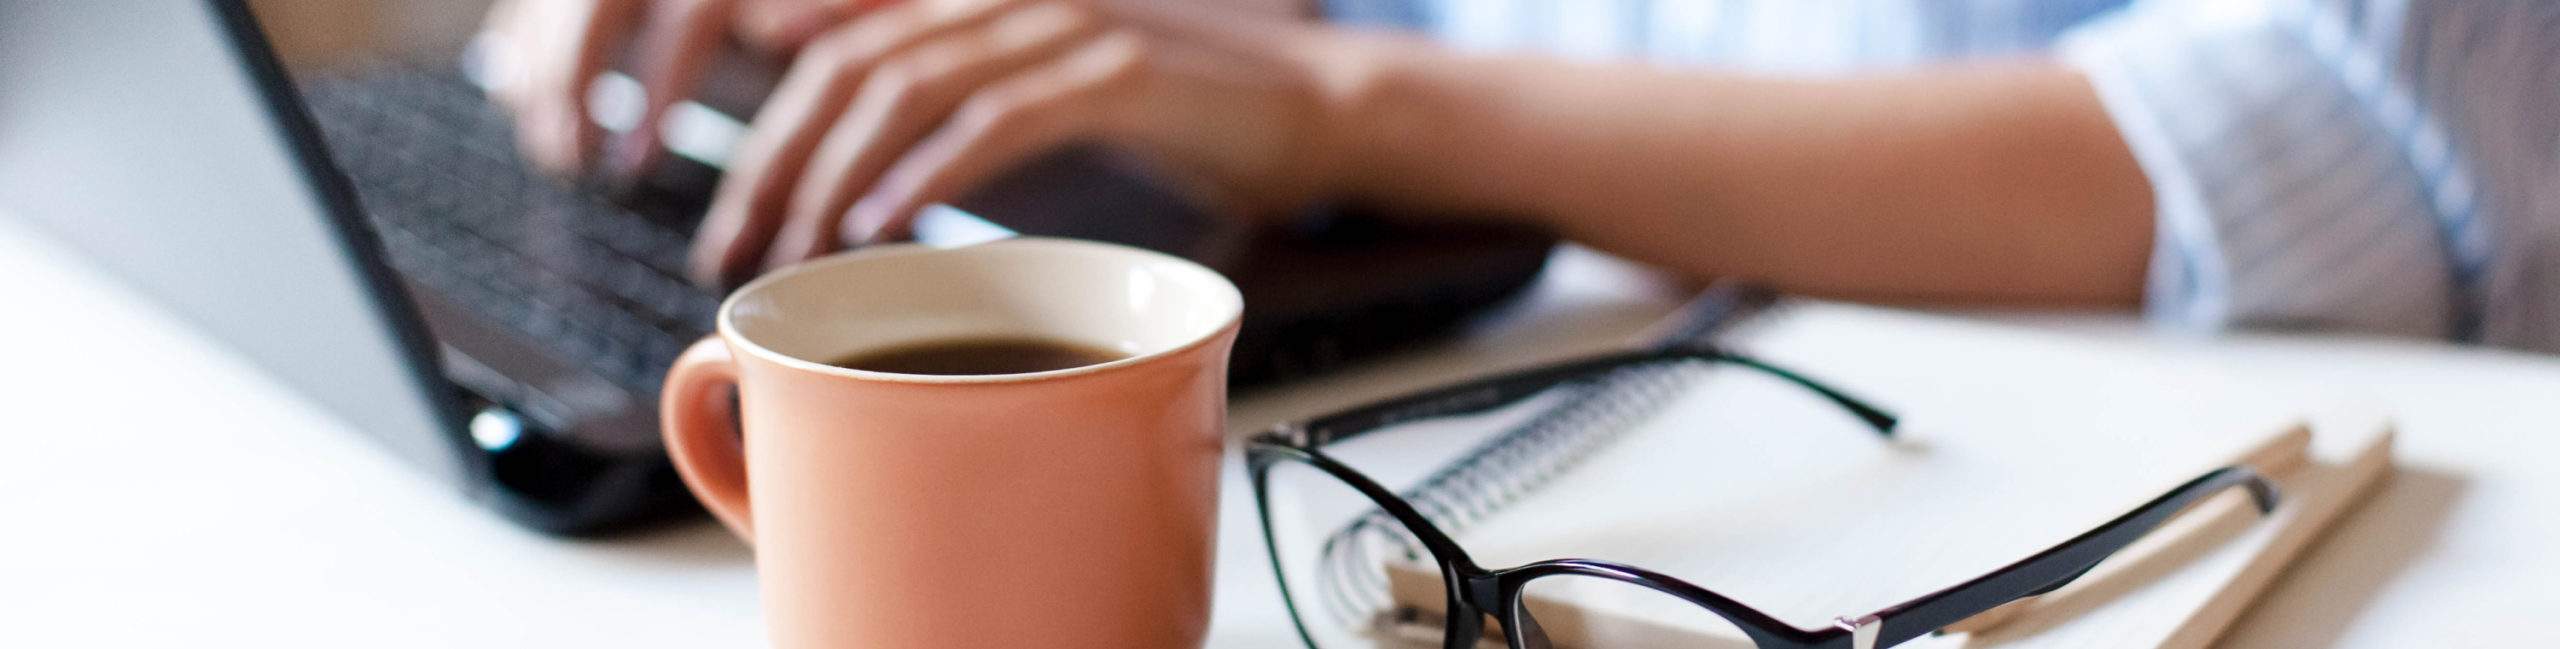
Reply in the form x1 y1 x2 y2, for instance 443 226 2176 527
0 0 1552 534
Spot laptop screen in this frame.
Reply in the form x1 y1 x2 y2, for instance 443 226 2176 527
0 0 467 483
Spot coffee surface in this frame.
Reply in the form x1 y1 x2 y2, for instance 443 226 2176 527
827 337 1127 375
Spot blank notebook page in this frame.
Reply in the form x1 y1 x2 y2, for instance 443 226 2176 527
1401 304 2305 643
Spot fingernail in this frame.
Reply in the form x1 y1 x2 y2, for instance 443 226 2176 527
611 139 657 183
843 198 888 246
553 110 596 173
685 246 729 288
761 237 813 273
609 144 643 180
686 263 723 289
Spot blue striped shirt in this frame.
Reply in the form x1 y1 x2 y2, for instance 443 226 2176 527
1325 0 2560 353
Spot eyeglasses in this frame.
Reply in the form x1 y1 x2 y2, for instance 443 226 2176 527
1245 344 2279 649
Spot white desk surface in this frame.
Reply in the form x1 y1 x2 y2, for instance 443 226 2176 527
4 217 2554 647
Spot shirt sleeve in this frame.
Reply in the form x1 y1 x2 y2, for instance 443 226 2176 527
1317 0 1434 31
2057 0 2546 342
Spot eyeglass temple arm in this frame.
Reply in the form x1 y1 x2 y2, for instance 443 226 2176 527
1854 466 2280 648
1300 348 1897 447
1713 350 1899 433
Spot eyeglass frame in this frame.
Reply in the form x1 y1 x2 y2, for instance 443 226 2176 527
1244 344 2281 649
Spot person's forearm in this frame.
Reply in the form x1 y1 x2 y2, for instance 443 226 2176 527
1321 39 2155 306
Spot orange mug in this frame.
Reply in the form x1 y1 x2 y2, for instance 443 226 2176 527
660 238 1241 648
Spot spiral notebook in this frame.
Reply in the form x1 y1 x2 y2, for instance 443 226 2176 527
1366 282 1784 539
1366 302 2395 648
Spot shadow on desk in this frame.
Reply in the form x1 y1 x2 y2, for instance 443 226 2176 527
1226 270 1683 433
2222 465 2468 647
585 523 752 569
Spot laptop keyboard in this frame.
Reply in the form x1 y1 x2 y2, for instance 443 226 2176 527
302 65 720 395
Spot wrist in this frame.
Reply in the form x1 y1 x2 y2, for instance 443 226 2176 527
1282 29 1427 206
1286 34 1562 225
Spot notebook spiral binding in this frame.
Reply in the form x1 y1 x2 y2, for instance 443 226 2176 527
1315 284 1779 627
1402 363 1706 536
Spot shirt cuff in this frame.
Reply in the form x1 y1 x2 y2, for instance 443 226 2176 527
1318 0 1433 31
2058 1 2456 339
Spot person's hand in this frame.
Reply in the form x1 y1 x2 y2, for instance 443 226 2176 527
479 0 865 179
685 0 1365 287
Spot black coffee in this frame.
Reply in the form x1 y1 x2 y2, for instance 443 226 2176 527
828 337 1127 375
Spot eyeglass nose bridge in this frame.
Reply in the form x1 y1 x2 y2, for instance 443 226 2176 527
1457 570 1509 615
1418 566 1511 648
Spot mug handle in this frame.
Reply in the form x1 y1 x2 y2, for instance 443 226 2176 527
662 337 755 543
